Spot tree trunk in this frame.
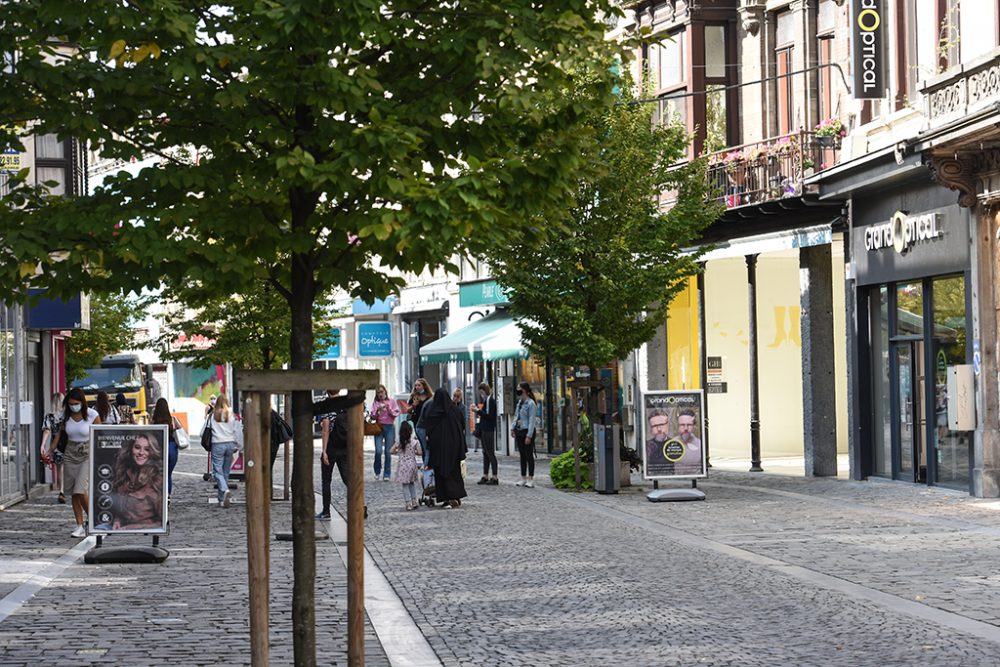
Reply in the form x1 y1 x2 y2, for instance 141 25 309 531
289 253 317 667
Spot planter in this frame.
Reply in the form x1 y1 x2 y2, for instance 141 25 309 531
815 134 839 148
619 461 632 487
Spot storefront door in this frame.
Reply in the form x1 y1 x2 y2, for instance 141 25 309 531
892 340 925 482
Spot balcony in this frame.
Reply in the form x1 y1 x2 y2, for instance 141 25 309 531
704 131 840 210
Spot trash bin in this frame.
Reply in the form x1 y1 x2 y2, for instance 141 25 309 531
593 420 620 494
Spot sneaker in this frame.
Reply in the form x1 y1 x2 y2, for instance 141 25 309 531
383 475 391 482
477 476 489 485
373 472 381 481
222 490 232 508
515 479 525 487
525 480 535 488
488 478 499 485
316 511 331 519
57 493 66 504
71 525 86 538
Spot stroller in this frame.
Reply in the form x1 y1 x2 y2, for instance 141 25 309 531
419 464 436 507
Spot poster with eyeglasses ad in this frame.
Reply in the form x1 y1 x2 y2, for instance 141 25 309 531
642 391 706 480
89 425 169 535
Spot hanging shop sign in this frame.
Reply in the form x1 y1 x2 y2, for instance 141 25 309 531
641 391 707 480
356 321 392 358
852 0 884 99
89 425 169 535
705 356 727 394
1 149 21 172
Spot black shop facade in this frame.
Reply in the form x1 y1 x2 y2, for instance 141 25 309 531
849 176 975 493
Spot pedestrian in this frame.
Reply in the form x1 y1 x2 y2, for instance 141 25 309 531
390 421 423 511
204 394 217 417
370 384 399 482
471 382 498 485
95 390 119 424
423 388 467 508
408 378 433 465
511 382 537 488
114 391 136 424
316 395 366 519
452 388 467 433
39 392 65 504
208 394 241 507
48 387 102 537
151 397 184 496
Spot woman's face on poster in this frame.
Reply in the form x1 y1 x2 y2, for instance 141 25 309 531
133 437 153 466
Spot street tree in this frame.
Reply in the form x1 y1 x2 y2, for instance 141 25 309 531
0 2 624 662
65 291 141 382
488 77 721 485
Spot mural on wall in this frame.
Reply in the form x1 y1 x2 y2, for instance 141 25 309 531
711 305 802 350
172 363 225 403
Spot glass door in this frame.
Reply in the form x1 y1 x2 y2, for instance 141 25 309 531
893 341 925 482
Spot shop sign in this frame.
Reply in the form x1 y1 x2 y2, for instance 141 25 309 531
459 279 508 307
89 425 169 535
864 211 941 255
356 321 392 358
316 328 341 359
1 149 20 172
641 391 707 480
706 356 727 394
852 0 884 99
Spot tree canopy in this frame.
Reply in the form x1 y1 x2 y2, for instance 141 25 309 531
489 78 721 370
64 291 140 382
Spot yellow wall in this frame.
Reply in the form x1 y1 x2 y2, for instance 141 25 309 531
666 277 701 390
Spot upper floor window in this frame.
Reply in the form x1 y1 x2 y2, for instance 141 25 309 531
774 10 797 135
649 30 687 128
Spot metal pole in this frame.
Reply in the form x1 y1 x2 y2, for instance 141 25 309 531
697 268 711 468
346 401 365 667
243 393 270 666
747 254 763 472
571 386 581 491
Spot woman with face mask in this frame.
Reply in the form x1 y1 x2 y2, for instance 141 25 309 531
48 387 102 537
511 382 537 488
369 384 400 481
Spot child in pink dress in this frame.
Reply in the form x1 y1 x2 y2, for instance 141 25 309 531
390 421 423 511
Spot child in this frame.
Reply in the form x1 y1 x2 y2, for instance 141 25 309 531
390 421 423 511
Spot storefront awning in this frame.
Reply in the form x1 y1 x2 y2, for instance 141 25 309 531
419 312 529 364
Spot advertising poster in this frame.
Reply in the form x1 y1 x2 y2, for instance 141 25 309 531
89 425 169 535
642 391 706 480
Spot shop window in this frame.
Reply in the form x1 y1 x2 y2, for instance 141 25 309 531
931 275 969 490
895 281 923 335
870 286 892 476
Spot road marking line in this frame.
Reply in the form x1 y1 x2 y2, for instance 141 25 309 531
316 493 442 667
554 487 1000 646
0 536 96 625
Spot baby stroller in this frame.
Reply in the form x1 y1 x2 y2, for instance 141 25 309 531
419 464 436 507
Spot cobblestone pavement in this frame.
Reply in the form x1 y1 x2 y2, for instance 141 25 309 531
346 450 1000 667
0 445 389 667
9 442 1000 666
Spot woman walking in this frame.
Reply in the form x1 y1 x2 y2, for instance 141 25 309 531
390 421 423 510
511 382 537 488
39 392 65 504
48 388 102 537
152 397 184 496
95 391 119 425
370 384 399 481
472 382 498 485
423 388 467 508
208 395 241 507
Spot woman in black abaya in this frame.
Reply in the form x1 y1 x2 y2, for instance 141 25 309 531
423 388 468 508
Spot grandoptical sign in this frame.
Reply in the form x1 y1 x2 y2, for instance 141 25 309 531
852 0 884 99
854 207 969 286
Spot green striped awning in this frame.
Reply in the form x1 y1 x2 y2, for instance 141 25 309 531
419 312 528 364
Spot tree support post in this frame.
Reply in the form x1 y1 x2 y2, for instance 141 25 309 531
244 392 272 667
346 401 365 667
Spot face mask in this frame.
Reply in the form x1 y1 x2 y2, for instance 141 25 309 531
516 390 523 396
69 403 82 413
416 388 425 395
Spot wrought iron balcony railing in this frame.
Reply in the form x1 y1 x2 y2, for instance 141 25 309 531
704 130 840 209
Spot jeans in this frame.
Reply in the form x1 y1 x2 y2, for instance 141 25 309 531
515 430 534 477
481 429 497 477
167 439 179 495
401 482 417 503
373 423 394 479
415 426 428 466
211 440 236 502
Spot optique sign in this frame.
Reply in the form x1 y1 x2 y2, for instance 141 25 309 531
357 321 392 358
864 211 941 255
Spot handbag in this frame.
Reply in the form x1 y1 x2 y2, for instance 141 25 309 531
364 420 383 437
175 426 190 450
200 421 213 452
473 422 483 440
460 459 468 479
